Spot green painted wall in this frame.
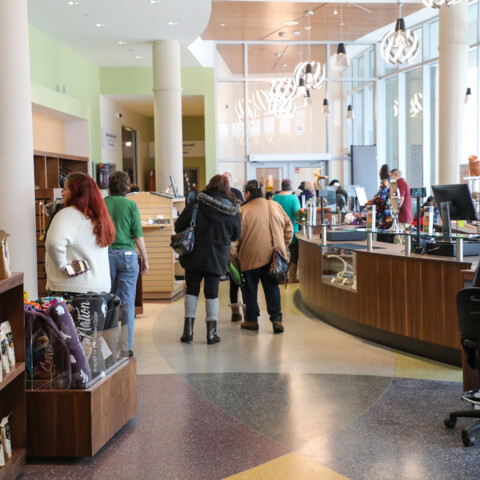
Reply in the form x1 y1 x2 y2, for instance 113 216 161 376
29 26 101 163
100 66 216 180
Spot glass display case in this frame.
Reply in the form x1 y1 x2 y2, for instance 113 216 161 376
24 294 128 391
321 245 357 292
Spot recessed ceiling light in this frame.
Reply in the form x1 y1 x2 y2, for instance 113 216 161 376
220 24 225 27
67 1 79 5
118 41 127 45
304 26 311 31
294 31 301 36
95 23 106 27
135 55 144 59
283 21 299 26
168 21 178 25
333 9 338 15
149 0 161 3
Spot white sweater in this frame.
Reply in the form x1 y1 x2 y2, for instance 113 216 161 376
45 206 111 294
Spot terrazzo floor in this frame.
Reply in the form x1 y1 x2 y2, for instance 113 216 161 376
22 282 480 480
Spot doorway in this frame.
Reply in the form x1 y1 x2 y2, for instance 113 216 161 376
122 126 138 184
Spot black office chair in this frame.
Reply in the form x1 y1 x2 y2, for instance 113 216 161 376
444 288 480 447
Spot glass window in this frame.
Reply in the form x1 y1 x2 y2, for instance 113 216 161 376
428 19 439 60
405 68 424 188
465 48 478 161
469 2 478 47
368 47 375 78
247 80 328 155
409 26 423 66
429 63 439 187
385 76 399 169
216 45 244 79
216 82 246 160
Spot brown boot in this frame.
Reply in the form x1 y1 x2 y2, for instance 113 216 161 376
230 303 242 322
288 263 299 283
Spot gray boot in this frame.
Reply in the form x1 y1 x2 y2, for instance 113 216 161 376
206 298 220 345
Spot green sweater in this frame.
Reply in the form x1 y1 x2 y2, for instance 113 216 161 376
273 193 301 243
105 195 143 250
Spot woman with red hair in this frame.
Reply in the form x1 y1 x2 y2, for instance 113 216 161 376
45 172 115 295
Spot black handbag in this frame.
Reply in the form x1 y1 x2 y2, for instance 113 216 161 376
268 248 289 284
267 204 289 285
170 203 198 256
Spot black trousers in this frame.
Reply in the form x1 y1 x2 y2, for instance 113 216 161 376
185 270 220 299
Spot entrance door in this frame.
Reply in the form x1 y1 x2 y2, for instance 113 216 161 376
122 127 137 184
246 161 329 194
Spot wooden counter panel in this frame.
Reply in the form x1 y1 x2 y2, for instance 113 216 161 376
299 237 464 358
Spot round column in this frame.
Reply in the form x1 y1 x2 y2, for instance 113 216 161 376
152 40 184 196
0 0 37 296
438 1 468 184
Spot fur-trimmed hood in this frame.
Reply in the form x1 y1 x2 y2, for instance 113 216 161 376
196 192 239 219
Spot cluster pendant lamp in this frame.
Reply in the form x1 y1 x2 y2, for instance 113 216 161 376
422 0 462 8
380 11 419 65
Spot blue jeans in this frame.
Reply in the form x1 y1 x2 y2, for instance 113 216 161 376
243 264 282 323
109 249 139 350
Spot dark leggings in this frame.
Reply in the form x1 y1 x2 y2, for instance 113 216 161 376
229 277 244 304
289 240 299 264
185 270 220 299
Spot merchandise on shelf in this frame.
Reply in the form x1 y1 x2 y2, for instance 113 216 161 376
0 414 11 461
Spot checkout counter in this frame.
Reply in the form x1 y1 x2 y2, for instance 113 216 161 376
297 227 478 373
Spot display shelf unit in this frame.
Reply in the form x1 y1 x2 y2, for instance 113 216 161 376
33 151 89 296
26 358 136 458
130 193 185 300
0 273 26 479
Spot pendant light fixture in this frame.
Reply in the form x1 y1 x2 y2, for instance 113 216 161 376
346 104 354 119
380 2 419 65
322 84 330 114
294 11 326 91
465 87 472 104
334 4 349 71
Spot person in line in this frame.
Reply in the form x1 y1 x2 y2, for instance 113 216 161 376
45 172 115 296
295 181 306 197
231 180 293 334
105 171 150 357
128 183 140 193
329 179 348 212
222 172 245 322
273 179 301 283
265 191 273 200
390 168 412 232
175 174 241 345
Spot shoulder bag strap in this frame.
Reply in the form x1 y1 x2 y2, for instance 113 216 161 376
189 202 198 228
267 201 277 252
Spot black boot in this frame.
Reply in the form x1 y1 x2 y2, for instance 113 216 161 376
180 317 194 343
206 320 220 345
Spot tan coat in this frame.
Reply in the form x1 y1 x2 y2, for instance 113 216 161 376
230 197 293 271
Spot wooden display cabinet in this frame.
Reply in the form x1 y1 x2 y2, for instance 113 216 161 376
0 273 26 479
129 193 185 300
33 151 89 296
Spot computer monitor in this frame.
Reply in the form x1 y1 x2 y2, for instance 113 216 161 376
431 183 478 237
324 186 337 205
354 186 368 207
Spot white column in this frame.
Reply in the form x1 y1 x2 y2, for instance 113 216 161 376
0 1 37 296
152 40 184 196
438 1 468 184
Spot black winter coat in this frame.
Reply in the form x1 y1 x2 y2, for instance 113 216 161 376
174 191 241 276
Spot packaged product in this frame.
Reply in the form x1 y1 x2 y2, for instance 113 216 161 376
0 328 9 376
0 441 5 467
0 322 15 368
0 231 11 281
0 414 12 460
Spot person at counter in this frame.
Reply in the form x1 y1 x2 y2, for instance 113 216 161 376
273 179 301 283
329 179 348 212
390 169 412 231
367 164 393 236
298 181 316 207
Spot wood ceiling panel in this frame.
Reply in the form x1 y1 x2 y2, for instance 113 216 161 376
207 1 426 76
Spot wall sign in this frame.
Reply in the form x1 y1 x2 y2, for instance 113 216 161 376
102 128 118 151
183 141 205 157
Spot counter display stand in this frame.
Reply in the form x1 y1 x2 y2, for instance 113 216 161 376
0 273 26 479
130 192 185 300
33 151 89 296
26 298 137 458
